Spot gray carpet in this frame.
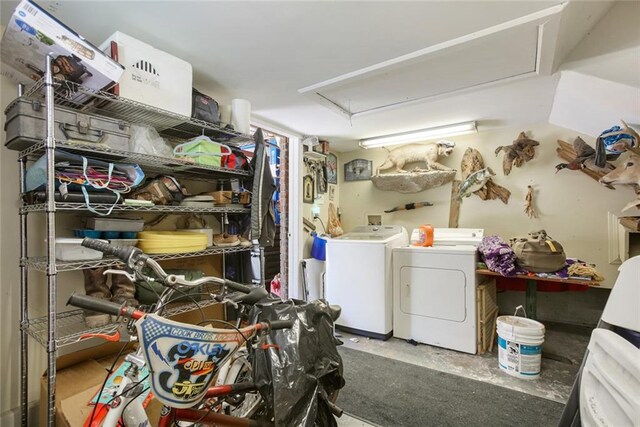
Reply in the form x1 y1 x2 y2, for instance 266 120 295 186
337 347 564 427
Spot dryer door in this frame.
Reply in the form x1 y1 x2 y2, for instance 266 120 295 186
399 266 467 322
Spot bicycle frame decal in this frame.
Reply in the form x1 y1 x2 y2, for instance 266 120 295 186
137 314 249 408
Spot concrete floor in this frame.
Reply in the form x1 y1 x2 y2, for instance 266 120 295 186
336 322 591 426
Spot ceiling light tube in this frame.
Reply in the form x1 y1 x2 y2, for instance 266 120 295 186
359 121 477 149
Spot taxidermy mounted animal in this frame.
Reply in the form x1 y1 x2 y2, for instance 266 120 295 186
599 154 640 211
457 167 495 201
460 147 510 204
555 136 615 176
494 132 539 175
377 140 455 175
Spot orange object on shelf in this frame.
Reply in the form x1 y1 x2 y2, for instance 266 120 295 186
413 224 434 247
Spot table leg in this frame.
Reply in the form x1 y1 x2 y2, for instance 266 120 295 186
526 279 537 320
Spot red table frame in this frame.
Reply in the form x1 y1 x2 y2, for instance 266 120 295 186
476 269 601 320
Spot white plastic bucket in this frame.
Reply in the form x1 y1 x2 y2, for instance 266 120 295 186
497 312 545 379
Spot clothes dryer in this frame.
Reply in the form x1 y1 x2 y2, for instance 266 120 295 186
393 228 483 354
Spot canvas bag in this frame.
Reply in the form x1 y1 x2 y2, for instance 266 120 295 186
191 88 220 124
510 230 566 273
25 150 144 215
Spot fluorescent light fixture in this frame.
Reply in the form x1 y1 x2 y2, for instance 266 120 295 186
359 121 477 149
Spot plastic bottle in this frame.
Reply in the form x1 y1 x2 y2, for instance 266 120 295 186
411 224 434 247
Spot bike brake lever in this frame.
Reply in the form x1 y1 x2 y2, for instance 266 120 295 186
214 297 239 309
80 330 121 342
103 269 136 282
79 323 132 343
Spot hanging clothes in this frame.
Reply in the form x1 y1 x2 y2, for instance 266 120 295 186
249 128 277 246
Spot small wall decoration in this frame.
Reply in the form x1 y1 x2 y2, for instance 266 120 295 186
316 166 327 194
326 152 338 184
524 185 538 218
303 175 314 203
328 184 336 202
344 159 372 181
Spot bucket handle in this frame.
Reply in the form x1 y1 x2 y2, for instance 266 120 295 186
513 305 528 318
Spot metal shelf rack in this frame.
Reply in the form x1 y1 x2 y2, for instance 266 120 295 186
21 78 252 145
26 290 224 348
16 57 259 427
20 202 250 215
18 139 251 182
23 246 251 272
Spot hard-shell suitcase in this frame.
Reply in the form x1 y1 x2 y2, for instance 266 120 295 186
4 97 131 151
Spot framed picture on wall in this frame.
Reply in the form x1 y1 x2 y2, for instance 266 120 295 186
344 159 372 181
326 153 338 184
303 175 314 204
328 184 336 202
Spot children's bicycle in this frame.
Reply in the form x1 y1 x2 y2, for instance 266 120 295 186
67 238 343 426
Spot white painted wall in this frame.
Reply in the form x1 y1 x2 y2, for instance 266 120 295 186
560 0 640 88
337 123 635 290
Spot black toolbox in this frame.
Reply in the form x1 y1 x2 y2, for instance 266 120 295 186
4 97 131 151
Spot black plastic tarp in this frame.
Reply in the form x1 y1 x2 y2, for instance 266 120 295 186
250 299 344 426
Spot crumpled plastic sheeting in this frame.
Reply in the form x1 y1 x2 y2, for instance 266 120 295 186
250 299 344 426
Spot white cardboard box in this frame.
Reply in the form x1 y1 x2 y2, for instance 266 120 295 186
0 0 124 103
99 31 193 117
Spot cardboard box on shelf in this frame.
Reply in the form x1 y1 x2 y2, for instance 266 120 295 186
99 31 193 117
0 0 124 103
39 302 225 426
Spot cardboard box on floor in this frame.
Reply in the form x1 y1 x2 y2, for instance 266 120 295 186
40 255 225 426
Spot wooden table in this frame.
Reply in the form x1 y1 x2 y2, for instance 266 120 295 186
476 269 601 320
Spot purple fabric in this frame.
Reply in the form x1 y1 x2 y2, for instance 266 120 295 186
477 235 518 276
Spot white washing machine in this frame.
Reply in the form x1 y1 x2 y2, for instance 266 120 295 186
325 225 408 340
393 228 483 354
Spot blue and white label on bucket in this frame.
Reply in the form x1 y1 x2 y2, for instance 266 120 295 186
498 337 542 377
520 344 542 355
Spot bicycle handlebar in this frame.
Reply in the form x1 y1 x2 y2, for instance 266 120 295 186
81 238 139 264
224 279 254 294
67 293 144 320
269 319 295 330
67 293 293 332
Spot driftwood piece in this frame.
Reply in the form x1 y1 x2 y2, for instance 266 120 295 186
461 148 511 204
556 140 615 187
494 131 539 175
449 180 461 228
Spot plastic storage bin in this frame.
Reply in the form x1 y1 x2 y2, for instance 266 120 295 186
55 238 104 261
99 31 192 116
86 217 144 232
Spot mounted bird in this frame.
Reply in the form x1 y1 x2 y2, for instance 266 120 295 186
555 136 615 176
495 131 539 175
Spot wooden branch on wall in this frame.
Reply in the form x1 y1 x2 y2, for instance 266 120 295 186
556 140 612 184
449 180 461 228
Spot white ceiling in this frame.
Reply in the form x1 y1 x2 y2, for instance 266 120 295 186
0 0 623 151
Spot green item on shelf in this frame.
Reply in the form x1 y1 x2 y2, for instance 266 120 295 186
173 136 231 167
135 269 205 305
